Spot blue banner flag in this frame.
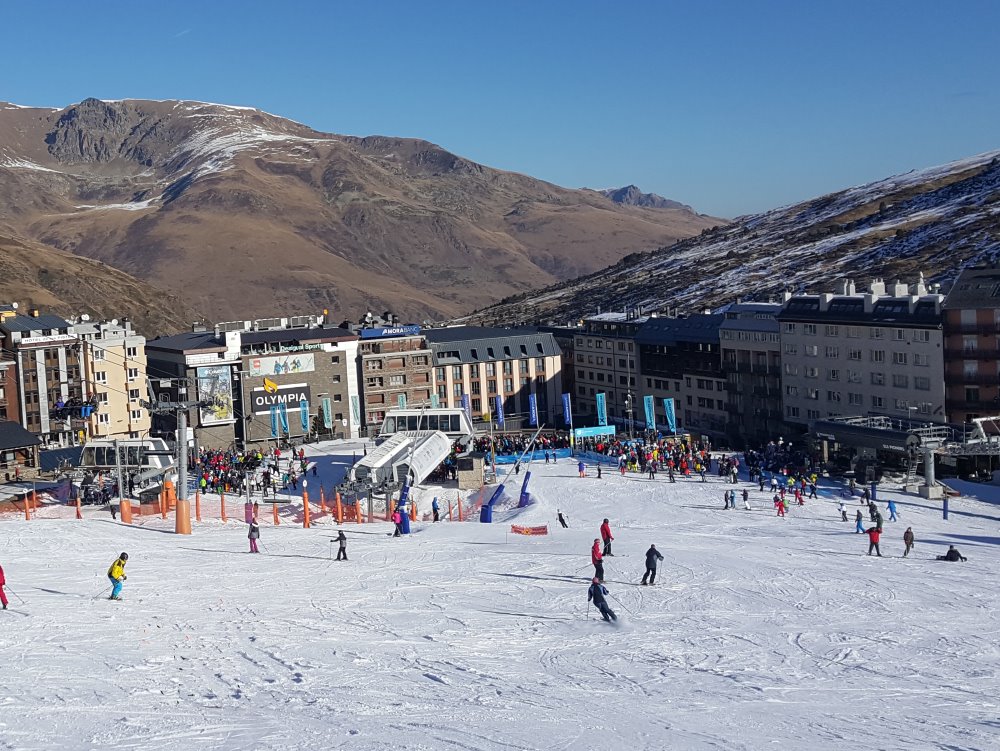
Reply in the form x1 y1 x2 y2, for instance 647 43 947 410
461 393 472 420
644 394 655 430
495 395 505 427
529 393 538 426
562 392 572 425
397 394 407 409
278 403 289 435
663 397 676 434
300 399 309 432
270 405 278 437
596 393 607 426
322 398 333 429
430 393 439 408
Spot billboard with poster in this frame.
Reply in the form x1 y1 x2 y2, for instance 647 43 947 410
248 354 315 377
196 365 235 425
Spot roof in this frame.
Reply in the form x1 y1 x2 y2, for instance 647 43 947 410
0 420 41 451
943 267 1000 310
636 314 725 346
0 313 72 333
720 303 781 333
425 326 561 363
240 326 357 346
146 331 226 353
777 295 942 327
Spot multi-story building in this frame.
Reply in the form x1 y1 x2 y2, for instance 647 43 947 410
637 313 728 440
147 315 361 450
340 314 434 431
942 266 1000 423
0 358 15 425
0 306 83 446
75 317 151 440
719 302 784 446
777 278 946 430
424 326 563 427
571 313 647 425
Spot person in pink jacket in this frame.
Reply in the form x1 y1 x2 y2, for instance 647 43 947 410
0 563 8 609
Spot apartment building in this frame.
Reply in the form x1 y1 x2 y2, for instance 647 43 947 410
0 359 15 425
424 326 563 427
0 306 83 446
719 302 784 446
942 266 1000 423
75 317 151 440
777 278 946 430
637 314 728 440
571 313 646 425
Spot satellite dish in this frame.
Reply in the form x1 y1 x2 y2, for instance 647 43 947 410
11 302 18 310
80 314 91 322
111 319 119 325
341 419 348 427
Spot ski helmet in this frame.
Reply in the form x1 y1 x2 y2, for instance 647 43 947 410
120 552 128 560
592 577 600 584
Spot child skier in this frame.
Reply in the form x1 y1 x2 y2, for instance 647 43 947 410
578 460 586 478
248 514 260 553
887 499 898 522
336 530 348 560
839 501 848 522
588 577 617 621
855 510 865 533
107 552 128 600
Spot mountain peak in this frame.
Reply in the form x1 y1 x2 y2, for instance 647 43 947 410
596 185 692 212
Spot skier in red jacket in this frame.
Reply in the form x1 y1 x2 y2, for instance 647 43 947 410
0 563 8 609
866 526 883 557
600 518 614 556
591 539 604 582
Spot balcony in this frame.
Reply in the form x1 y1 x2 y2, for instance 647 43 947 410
944 348 1000 360
944 322 1000 335
946 398 1000 412
729 362 781 376
946 373 1000 386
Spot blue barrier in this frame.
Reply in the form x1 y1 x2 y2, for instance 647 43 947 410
493 448 572 465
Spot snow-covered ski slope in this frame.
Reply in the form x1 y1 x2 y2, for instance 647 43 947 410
1 450 998 750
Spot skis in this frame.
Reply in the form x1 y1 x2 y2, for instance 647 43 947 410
1 608 29 616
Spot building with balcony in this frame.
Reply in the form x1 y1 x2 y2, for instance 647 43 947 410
719 302 784 446
571 313 646 426
942 266 1000 423
777 277 946 431
424 326 563 428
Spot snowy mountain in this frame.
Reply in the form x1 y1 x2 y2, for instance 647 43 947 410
469 150 1000 325
0 98 718 323
595 184 692 211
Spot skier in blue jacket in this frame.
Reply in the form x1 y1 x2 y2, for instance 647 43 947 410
578 460 586 478
886 499 898 522
588 578 617 621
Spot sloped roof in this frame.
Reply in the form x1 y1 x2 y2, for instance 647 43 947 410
0 420 41 451
425 326 561 363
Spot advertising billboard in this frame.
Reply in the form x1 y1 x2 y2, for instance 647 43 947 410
196 365 235 425
248 353 315 377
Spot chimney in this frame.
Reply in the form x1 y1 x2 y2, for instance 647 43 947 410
819 293 833 311
31 309 39 317
847 279 857 296
892 279 908 296
869 278 885 297
839 279 849 295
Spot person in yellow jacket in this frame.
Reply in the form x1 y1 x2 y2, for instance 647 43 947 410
107 552 128 600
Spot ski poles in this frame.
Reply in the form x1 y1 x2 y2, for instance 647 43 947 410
91 584 112 600
5 586 26 605
605 591 635 617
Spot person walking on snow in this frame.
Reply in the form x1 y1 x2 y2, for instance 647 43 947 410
642 544 664 585
839 500 848 522
336 530 348 560
432 497 440 523
597 464 602 480
887 499 898 522
742 489 749 509
557 509 569 528
107 552 128 600
0 562 8 609
248 514 260 553
600 518 614 556
392 509 403 537
591 539 605 582
855 509 865 533
578 460 586 478
775 494 785 517
903 527 914 557
866 527 883 557
588 577 617 621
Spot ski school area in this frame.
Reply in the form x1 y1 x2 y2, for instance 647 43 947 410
1 440 998 751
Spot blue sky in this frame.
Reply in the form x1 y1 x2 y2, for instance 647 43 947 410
2 1 997 218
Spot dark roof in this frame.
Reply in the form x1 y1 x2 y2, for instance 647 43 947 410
943 267 1000 310
240 326 357 346
636 314 725 346
0 421 41 451
146 331 226 353
777 295 942 327
0 313 72 333
425 326 561 363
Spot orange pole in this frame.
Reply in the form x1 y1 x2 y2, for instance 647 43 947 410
319 486 327 515
120 497 132 524
447 501 453 521
160 488 167 520
355 500 362 524
457 494 463 522
303 488 311 529
335 492 343 524
273 502 279 525
23 495 30 520
409 500 417 522
195 490 202 522
75 493 83 520
220 492 227 522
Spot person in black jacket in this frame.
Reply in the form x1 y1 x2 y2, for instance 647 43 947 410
642 544 664 585
336 530 348 561
937 545 967 562
588 577 617 621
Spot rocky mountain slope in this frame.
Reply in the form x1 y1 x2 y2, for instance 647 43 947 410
596 185 691 211
467 150 1000 325
0 99 718 325
0 231 201 335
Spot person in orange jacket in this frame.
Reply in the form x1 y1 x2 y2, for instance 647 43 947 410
866 527 883 557
591 538 604 582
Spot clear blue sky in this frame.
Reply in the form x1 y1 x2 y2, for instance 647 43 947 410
2 1 997 218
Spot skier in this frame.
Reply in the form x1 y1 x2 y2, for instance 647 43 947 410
937 545 967 562
544 451 550 465
887 499 898 522
392 508 403 537
808 481 817 499
597 464 602 480
874 510 884 531
248 513 260 553
0 562 7 609
107 552 128 600
591 539 604 582
775 494 785 517
865 526 883 557
557 509 569 528
600 518 614 556
514 461 521 475
758 475 765 493
641 544 663 585
336 530 348 560
432 497 440 523
588 577 617 621
741 488 749 508
578 460 586 478
855 509 865 533
839 500 848 522
903 527 914 557
868 501 878 522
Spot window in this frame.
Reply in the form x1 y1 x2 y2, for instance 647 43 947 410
805 345 818 357
825 325 839 337
847 326 861 338
964 361 978 378
503 361 513 375
618 358 627 368
892 374 908 388
331 355 341 364
597 373 605 382
914 377 931 391
503 378 514 392
828 369 840 381
784 344 798 356
334 394 342 402
578 386 586 396
95 371 107 384
619 375 628 385
472 398 481 412
871 395 885 408
126 346 138 358
784 364 799 376
783 323 797 334
130 409 143 420
965 387 979 402
963 335 978 352
127 368 139 380
848 348 862 360
369 360 385 372
848 393 863 406
804 324 817 336
805 366 819 378
453 383 463 396
332 374 341 383
435 385 447 399
893 329 906 341
488 380 497 393
894 399 909 411
892 352 908 365
806 388 820 400
871 350 885 363
98 392 109 405
535 358 545 372
827 391 841 402
471 381 481 395
98 413 110 425
914 353 929 367
128 389 140 400
577 369 585 380
486 363 496 376
870 328 884 339
93 349 105 361
806 409 820 420
871 372 885 386
389 374 406 386
786 405 800 418
452 366 463 380
785 385 799 397
913 330 930 343
824 346 839 358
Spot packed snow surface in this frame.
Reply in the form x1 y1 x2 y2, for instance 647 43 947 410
1 443 998 750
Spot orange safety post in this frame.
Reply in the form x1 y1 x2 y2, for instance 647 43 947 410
220 492 227 522
319 486 327 515
409 500 417 522
354 500 362 524
335 491 343 524
272 502 280 525
120 497 132 524
457 494 463 522
195 490 202 522
447 500 453 522
164 480 177 511
302 486 311 529
160 488 167 520
175 497 192 535
23 495 30 521
75 493 83 520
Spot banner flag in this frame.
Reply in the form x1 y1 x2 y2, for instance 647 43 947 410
270 405 278 437
279 403 289 434
322 398 333 429
495 395 505 427
300 399 309 432
596 392 607 426
510 524 549 536
397 394 407 409
644 394 655 430
430 393 440 408
663 397 676 434
528 393 538 426
562 393 572 425
461 393 472 420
